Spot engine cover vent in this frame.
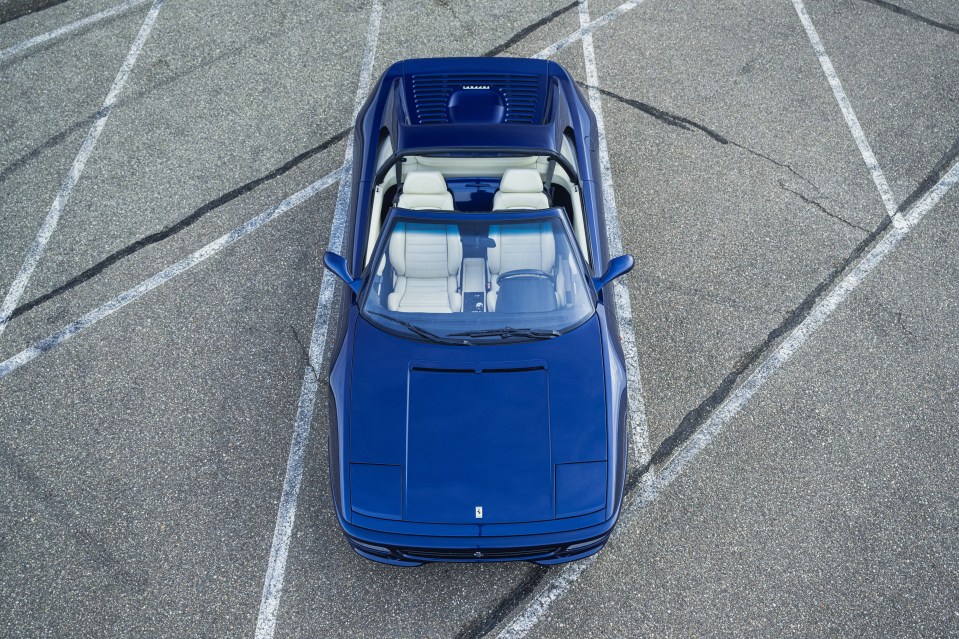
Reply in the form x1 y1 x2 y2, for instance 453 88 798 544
408 73 546 125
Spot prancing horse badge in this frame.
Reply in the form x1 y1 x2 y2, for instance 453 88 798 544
475 506 483 519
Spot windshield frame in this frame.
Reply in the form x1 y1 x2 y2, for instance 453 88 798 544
358 207 597 344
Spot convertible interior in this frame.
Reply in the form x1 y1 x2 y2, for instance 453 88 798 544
363 140 593 318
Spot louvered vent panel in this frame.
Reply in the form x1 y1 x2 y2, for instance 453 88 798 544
409 74 544 124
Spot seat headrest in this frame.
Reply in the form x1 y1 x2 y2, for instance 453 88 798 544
402 171 449 194
398 171 454 211
499 168 544 193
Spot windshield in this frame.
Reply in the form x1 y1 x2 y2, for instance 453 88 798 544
360 210 595 343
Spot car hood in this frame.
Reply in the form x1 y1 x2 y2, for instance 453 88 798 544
347 316 608 525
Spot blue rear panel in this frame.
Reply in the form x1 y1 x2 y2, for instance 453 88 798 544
402 58 550 125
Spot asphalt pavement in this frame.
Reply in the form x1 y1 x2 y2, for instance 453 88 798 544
1 0 957 637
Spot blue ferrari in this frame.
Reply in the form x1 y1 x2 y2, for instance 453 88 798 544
322 57 634 566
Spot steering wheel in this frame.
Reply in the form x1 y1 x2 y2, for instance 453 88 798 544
496 269 555 285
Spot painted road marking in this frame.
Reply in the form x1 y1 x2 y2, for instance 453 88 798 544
0 0 151 62
791 0 900 220
252 2 385 638
0 0 166 341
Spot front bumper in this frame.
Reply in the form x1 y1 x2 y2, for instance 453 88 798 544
340 514 617 567
349 533 610 567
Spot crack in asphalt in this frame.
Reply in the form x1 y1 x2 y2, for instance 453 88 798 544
0 116 91 188
898 135 959 214
431 0 459 21
288 323 316 380
860 0 959 36
482 1 579 57
584 83 820 189
457 73 893 639
5 126 350 326
453 564 553 639
8 1 952 631
593 84 730 144
0 0 67 24
893 310 915 338
729 141 818 189
1 22 290 185
778 180 871 233
631 211 892 481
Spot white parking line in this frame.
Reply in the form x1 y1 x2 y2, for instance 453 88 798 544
0 0 165 342
0 0 151 62
0 167 343 380
534 0 646 59
252 2 385 637
654 158 959 491
499 554 599 639
576 0 651 467
791 0 900 220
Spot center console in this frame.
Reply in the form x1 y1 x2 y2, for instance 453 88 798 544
461 258 487 312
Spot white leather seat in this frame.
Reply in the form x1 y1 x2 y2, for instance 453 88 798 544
397 171 454 211
387 223 462 313
487 222 555 311
492 168 549 210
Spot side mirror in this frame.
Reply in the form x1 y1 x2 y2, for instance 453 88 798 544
323 252 362 294
593 255 635 293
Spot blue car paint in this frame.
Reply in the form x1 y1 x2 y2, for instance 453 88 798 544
328 302 630 565
326 57 631 565
348 306 605 520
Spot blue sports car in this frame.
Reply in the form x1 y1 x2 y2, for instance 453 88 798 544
322 57 634 566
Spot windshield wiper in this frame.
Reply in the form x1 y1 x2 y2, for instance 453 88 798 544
367 312 466 345
448 327 561 340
